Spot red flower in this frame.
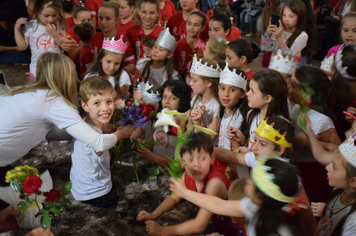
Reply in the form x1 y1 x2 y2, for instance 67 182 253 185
136 29 144 38
23 175 42 195
19 194 25 199
44 189 61 202
139 103 156 118
126 101 133 107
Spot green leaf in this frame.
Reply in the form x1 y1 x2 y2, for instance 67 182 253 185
164 110 187 117
148 167 160 181
132 138 144 150
123 138 132 149
191 125 217 135
49 206 63 215
18 201 27 213
40 209 50 230
164 158 185 180
60 181 72 197
59 198 71 207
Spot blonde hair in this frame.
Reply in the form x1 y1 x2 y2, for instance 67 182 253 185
80 76 115 103
5 52 78 109
206 37 227 63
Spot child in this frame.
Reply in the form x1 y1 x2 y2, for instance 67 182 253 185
126 0 164 60
74 22 95 78
290 65 341 203
158 0 176 27
225 38 260 80
268 49 297 89
137 132 240 236
208 13 233 40
14 0 68 83
261 0 308 64
256 0 280 44
170 156 309 236
92 2 136 73
116 0 135 35
240 0 263 37
84 0 104 30
188 55 221 136
203 36 227 66
62 0 75 30
85 37 131 99
71 76 132 209
136 28 179 89
212 3 242 41
133 80 191 166
174 12 206 78
166 0 210 41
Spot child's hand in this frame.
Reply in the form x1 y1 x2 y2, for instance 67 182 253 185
137 147 153 160
311 202 326 217
145 220 163 235
239 146 251 153
169 177 187 198
227 126 245 145
46 23 58 38
116 124 134 140
191 104 206 125
297 113 313 135
137 210 154 222
25 227 54 236
15 17 28 30
345 107 356 123
102 123 116 133
61 34 77 52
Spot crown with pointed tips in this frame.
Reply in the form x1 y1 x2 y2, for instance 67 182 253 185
134 81 154 93
190 54 220 77
320 55 334 73
339 132 356 167
102 35 128 54
142 90 160 104
335 45 356 80
256 118 292 148
268 49 297 75
155 28 177 52
219 62 247 89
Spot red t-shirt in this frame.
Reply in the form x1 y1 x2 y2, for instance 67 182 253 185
227 26 241 41
126 24 164 60
116 18 133 36
174 38 205 77
84 0 104 29
166 10 210 42
91 32 135 64
158 0 176 27
245 70 253 80
66 26 81 62
80 45 94 78
66 16 75 31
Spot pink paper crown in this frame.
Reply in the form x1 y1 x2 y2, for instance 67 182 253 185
102 35 128 54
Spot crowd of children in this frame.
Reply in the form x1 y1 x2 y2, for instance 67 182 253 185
2 0 356 235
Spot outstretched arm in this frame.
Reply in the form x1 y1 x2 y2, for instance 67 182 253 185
214 147 247 166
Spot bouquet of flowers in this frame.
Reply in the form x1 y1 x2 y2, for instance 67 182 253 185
0 165 71 229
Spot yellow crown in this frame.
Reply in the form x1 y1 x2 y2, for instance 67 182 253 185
255 118 291 148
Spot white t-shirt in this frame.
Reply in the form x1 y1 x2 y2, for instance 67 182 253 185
85 71 131 88
290 104 335 162
240 197 293 236
152 124 177 158
24 20 62 72
136 58 179 89
190 95 220 128
0 90 82 166
282 31 308 57
70 122 112 201
218 110 243 149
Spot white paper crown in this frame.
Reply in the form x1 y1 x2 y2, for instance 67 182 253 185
335 46 356 80
339 132 356 167
268 49 297 75
320 55 334 73
102 35 128 54
219 62 247 89
134 81 154 93
155 28 177 52
190 54 220 78
142 90 160 104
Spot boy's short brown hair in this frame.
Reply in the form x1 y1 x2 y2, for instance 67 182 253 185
80 76 115 104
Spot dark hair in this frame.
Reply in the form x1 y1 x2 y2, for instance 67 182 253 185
138 0 159 13
227 39 260 63
188 11 207 26
254 159 302 236
213 0 232 17
180 132 214 156
73 6 90 18
121 0 135 7
158 80 191 113
74 22 95 42
209 13 232 36
62 0 74 13
299 0 315 57
295 65 335 121
100 2 120 18
242 70 290 138
282 0 307 49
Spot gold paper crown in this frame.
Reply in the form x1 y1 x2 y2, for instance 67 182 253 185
252 155 296 203
255 118 292 148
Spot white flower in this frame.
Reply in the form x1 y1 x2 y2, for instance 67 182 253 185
155 108 179 133
115 99 126 110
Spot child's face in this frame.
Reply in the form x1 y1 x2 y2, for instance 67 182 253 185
225 47 243 68
189 73 210 95
252 134 277 158
288 73 302 105
183 149 212 182
162 87 180 111
119 0 134 20
282 7 298 31
208 20 228 40
341 18 356 45
38 6 58 25
186 14 204 38
99 7 119 33
246 79 270 109
218 84 245 109
138 3 158 27
326 150 348 189
27 0 35 15
74 11 92 25
81 90 115 128
179 0 198 11
100 52 123 77
203 43 214 59
151 44 172 62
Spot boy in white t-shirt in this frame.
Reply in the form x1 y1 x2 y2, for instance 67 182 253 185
70 76 133 209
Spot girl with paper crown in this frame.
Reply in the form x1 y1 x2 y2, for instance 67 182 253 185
136 28 180 90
